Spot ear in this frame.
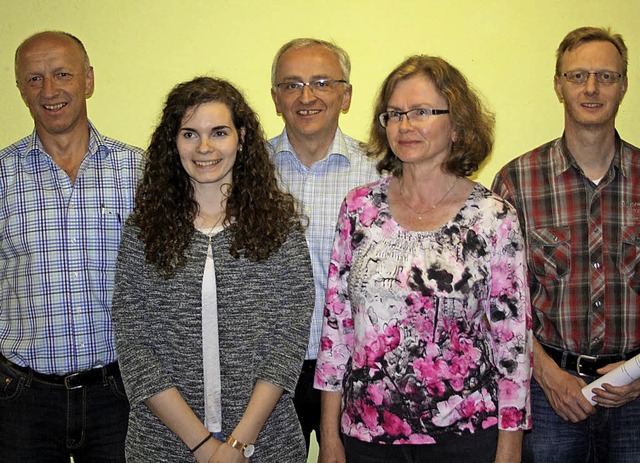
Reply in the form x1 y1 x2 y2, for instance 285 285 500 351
341 84 352 112
239 127 246 145
620 75 628 101
85 66 95 98
553 75 564 103
271 87 282 115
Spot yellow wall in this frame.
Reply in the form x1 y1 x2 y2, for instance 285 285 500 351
1 1 638 460
2 0 639 187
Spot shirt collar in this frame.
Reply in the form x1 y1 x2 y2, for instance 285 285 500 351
272 127 352 165
553 131 625 179
24 120 110 160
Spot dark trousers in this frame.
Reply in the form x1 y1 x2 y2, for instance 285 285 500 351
343 426 498 463
293 359 322 453
0 358 130 462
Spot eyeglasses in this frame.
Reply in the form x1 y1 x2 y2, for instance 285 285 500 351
562 70 625 84
274 78 348 95
378 108 450 128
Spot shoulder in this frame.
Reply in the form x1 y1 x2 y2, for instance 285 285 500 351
0 134 32 162
469 183 520 225
498 138 559 174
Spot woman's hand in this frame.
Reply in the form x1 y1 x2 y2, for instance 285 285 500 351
207 442 247 463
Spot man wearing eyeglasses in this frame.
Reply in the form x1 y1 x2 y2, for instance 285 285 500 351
492 27 640 462
269 38 378 454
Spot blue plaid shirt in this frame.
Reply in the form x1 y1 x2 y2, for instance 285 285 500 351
0 122 145 375
269 128 379 359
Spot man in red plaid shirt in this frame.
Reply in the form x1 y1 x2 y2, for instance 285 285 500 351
493 26 640 462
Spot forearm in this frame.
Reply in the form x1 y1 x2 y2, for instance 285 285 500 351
495 430 522 463
318 390 345 463
230 379 284 444
144 387 221 460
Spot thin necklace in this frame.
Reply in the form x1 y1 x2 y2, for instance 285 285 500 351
203 213 225 244
400 177 458 221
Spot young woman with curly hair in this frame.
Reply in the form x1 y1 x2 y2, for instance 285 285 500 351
112 76 314 463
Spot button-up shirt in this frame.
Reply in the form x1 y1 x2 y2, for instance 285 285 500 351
492 134 640 355
0 122 145 374
269 128 379 359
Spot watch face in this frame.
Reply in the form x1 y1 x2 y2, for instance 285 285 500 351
243 444 255 457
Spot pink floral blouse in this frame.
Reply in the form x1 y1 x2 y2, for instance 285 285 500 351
314 177 532 444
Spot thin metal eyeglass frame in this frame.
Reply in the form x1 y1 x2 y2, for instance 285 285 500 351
562 70 625 84
274 79 348 94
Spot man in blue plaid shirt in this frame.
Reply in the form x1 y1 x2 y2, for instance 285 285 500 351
269 38 379 454
0 31 145 462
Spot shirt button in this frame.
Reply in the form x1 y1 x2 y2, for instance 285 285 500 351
592 262 601 269
594 300 602 308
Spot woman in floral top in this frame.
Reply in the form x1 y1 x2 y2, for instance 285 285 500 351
314 56 532 463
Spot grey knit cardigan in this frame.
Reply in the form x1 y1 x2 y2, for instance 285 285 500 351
112 223 314 462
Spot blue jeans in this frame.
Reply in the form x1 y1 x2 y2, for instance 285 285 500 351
343 426 498 463
0 359 130 462
524 376 640 463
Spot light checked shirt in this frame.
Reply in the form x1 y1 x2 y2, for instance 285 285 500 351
492 133 640 355
269 128 378 359
0 122 145 375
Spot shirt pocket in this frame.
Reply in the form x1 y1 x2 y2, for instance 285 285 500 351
528 226 571 281
619 225 640 294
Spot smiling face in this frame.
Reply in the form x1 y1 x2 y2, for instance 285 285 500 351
385 74 455 171
16 32 94 139
554 40 627 133
271 45 351 146
176 101 242 198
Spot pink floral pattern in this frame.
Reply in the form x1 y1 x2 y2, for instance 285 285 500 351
314 177 532 444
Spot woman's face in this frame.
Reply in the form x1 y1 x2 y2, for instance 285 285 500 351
176 101 241 194
385 74 455 170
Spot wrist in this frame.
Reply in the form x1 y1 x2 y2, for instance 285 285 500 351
226 435 255 458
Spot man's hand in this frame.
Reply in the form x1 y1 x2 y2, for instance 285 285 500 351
591 362 640 408
533 338 596 422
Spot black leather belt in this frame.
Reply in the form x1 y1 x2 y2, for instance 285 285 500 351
1 355 120 389
541 343 640 378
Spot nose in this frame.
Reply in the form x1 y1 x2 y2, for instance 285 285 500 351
584 73 599 94
197 138 213 153
398 115 413 132
299 84 317 103
41 76 58 98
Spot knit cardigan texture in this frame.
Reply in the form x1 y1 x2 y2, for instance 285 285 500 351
112 223 314 462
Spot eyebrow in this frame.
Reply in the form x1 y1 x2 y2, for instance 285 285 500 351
179 125 231 131
278 74 335 82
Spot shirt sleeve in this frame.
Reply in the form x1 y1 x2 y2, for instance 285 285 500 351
314 197 356 391
488 205 533 431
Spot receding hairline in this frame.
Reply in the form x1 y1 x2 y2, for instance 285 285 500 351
15 31 91 82
271 38 351 85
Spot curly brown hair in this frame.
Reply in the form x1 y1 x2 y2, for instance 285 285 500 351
133 76 303 279
369 55 495 178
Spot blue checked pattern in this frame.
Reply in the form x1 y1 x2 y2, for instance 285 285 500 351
269 128 379 360
0 122 145 375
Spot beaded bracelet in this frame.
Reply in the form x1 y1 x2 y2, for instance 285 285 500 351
189 432 213 453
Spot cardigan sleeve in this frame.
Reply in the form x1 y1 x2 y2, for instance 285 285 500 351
253 229 315 393
111 222 176 408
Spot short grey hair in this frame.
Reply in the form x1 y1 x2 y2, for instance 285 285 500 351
271 38 351 86
15 31 91 83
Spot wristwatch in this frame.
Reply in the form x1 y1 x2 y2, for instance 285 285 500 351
226 435 255 458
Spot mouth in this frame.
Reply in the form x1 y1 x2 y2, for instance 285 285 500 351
581 102 603 109
43 103 67 111
194 160 222 167
296 109 321 116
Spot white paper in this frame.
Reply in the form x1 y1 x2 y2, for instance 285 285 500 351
581 353 640 405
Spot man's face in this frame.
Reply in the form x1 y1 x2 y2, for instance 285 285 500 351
16 33 94 138
554 40 627 131
271 45 351 143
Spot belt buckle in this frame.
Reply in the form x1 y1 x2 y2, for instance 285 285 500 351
576 354 598 377
64 372 84 390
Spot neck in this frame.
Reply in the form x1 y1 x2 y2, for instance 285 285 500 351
194 185 228 228
286 127 337 168
37 122 90 181
564 122 616 179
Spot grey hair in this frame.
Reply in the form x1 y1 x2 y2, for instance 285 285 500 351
15 31 91 83
271 38 351 86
